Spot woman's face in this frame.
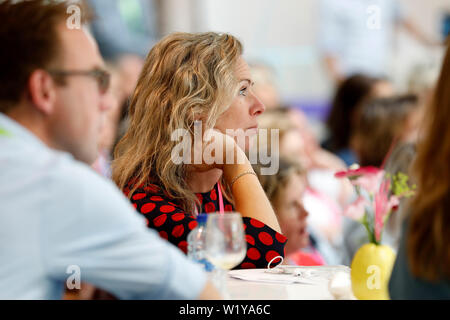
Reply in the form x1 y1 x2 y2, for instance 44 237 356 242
214 56 265 151
274 174 310 255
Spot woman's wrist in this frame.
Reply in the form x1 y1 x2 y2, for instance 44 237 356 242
223 162 253 184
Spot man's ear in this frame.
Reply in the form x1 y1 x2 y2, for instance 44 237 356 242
27 70 57 115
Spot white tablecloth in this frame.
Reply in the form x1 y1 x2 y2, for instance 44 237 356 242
226 266 355 300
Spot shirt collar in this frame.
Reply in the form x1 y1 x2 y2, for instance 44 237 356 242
0 113 48 149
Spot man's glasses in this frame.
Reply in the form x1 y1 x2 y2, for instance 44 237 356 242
47 68 111 94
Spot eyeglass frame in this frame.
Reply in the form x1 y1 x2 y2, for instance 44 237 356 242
46 68 111 94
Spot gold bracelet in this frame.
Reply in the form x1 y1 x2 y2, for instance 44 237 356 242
230 171 257 189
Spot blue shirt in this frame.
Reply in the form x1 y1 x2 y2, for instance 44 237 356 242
0 114 207 299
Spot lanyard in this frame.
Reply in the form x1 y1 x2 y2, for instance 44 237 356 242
217 180 225 214
194 181 225 215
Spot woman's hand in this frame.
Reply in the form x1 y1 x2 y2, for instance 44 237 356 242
185 126 281 233
186 128 248 173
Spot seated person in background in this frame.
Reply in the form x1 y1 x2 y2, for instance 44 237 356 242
253 157 326 266
256 110 345 265
112 32 286 269
0 0 220 300
341 95 422 264
88 0 157 61
249 62 353 208
248 61 348 173
257 109 346 246
322 73 394 166
88 0 153 100
407 62 440 109
389 40 450 299
249 62 281 111
288 108 347 172
91 64 122 178
351 94 422 167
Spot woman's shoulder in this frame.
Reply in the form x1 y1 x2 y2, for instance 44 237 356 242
124 179 184 212
389 219 450 299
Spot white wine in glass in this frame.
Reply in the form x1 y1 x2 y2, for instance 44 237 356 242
204 212 247 297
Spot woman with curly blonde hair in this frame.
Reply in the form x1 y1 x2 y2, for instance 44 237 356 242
112 32 285 269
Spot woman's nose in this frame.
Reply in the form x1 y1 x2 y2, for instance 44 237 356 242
250 93 266 116
299 204 309 219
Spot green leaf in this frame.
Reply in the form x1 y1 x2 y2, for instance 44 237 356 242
391 171 416 198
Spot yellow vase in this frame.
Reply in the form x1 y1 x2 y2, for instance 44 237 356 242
350 243 396 300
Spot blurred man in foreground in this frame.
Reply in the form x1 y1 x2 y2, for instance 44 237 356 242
0 0 220 300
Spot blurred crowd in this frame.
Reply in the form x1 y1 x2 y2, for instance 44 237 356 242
87 0 447 290
87 0 440 268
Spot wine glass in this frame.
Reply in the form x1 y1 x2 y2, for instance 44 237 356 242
204 212 247 297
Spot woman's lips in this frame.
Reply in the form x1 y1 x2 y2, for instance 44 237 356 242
299 226 308 236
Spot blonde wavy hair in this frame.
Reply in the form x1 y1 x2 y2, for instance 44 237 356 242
112 32 243 212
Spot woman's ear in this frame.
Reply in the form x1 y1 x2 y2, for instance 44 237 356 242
27 70 57 115
194 113 207 123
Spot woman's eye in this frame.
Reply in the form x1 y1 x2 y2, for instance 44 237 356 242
239 87 248 96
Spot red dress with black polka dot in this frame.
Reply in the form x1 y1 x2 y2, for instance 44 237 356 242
123 181 287 269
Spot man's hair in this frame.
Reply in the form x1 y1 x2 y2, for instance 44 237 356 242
0 0 92 113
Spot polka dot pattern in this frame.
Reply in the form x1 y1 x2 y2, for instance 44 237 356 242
178 240 188 253
126 180 287 269
132 193 146 200
172 224 184 238
250 218 265 228
258 232 274 246
247 248 261 260
160 205 175 213
210 188 217 200
188 220 198 230
246 234 255 246
204 202 216 213
172 212 185 221
276 232 287 244
141 203 155 214
153 214 167 227
241 262 256 269
159 231 168 240
266 250 283 265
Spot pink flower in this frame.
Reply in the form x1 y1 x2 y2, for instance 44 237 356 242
343 196 368 221
334 166 382 179
374 179 400 242
351 170 385 195
336 165 410 244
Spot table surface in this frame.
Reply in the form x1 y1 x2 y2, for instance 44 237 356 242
225 266 354 300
